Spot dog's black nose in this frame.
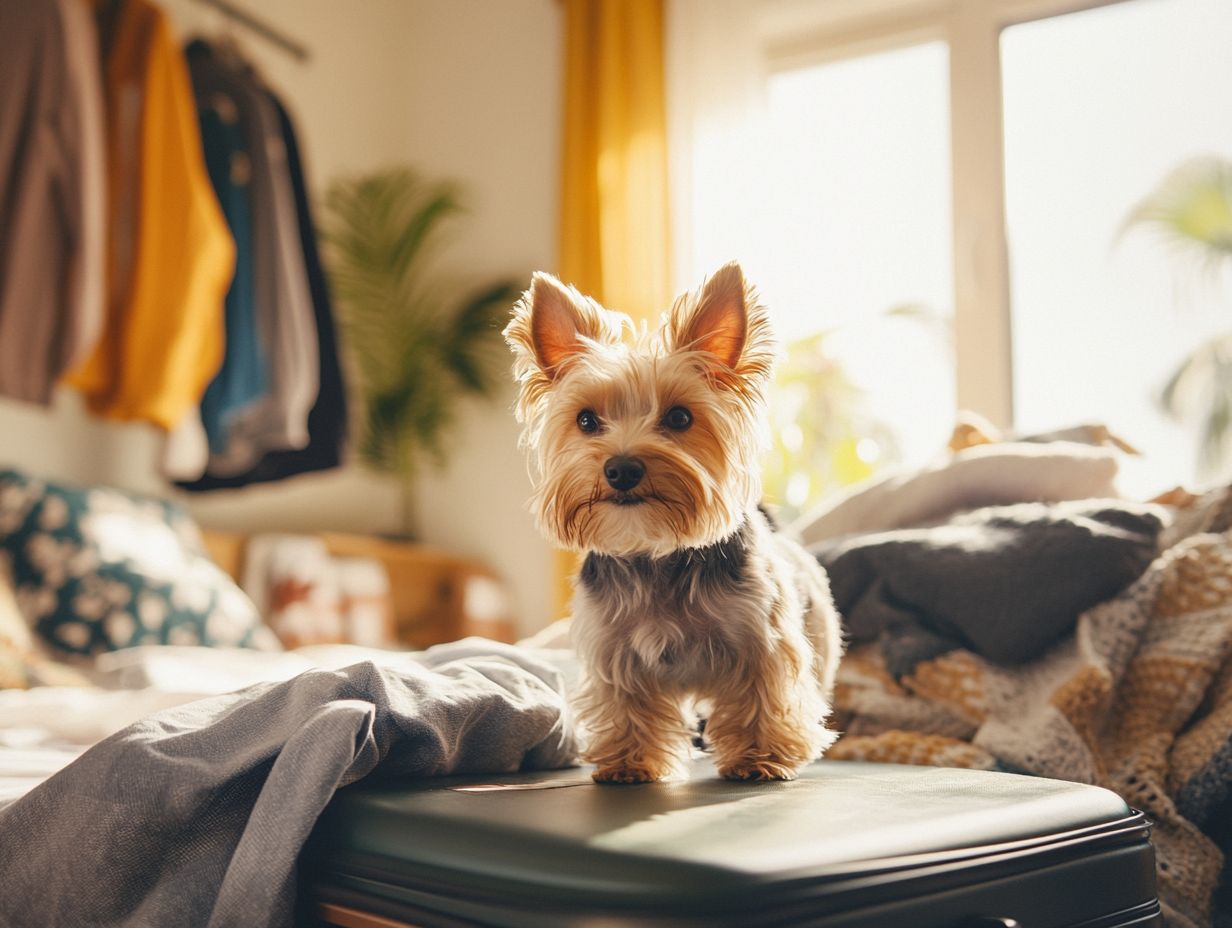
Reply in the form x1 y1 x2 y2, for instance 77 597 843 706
604 455 645 492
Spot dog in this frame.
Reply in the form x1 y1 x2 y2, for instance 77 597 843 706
504 262 842 783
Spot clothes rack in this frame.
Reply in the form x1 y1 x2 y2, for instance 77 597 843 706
189 0 309 62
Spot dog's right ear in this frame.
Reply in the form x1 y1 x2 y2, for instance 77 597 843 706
504 273 618 380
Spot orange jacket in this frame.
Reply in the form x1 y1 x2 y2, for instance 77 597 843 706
65 0 234 429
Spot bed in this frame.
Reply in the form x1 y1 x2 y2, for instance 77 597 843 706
0 440 1229 927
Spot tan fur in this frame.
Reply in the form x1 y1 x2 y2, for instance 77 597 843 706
505 262 844 782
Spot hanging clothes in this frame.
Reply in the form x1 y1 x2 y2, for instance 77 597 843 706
0 0 105 405
63 0 234 430
177 39 319 478
195 92 267 454
175 91 347 490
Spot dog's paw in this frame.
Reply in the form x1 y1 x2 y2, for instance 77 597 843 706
592 762 668 784
718 757 801 781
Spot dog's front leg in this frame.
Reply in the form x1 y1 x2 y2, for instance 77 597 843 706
577 678 690 783
704 645 833 781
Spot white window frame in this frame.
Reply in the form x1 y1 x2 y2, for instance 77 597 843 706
752 0 1129 429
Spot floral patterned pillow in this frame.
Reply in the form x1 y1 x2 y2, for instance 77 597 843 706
0 564 91 687
0 469 280 657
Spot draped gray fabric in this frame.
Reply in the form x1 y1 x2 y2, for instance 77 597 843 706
0 641 576 928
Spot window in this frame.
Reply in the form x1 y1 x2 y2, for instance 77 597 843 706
670 0 1232 517
761 42 954 510
1002 0 1232 488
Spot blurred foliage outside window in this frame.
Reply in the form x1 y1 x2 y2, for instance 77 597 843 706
762 306 951 524
1122 156 1232 479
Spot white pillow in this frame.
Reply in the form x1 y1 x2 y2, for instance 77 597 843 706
791 441 1122 545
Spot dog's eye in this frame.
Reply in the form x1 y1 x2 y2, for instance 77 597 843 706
577 409 601 433
661 406 693 431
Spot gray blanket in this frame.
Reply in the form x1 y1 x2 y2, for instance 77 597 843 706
813 499 1165 673
0 641 577 928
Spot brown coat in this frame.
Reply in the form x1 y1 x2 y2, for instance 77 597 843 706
0 0 106 404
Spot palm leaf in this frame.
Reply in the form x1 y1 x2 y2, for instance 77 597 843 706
1121 157 1232 277
388 181 464 284
1157 330 1232 478
445 281 523 394
321 167 520 492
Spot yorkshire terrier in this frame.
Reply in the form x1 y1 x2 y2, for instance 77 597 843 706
505 262 842 783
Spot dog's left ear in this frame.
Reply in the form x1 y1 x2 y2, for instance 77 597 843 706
671 262 747 369
668 262 774 385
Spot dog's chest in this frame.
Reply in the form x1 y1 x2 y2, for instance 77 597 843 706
622 602 740 686
579 526 768 685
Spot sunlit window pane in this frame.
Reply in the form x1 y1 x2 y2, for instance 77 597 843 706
1002 0 1232 488
761 41 954 516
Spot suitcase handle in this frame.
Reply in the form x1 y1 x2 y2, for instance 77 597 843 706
962 919 1021 928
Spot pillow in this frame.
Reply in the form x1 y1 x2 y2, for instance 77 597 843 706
0 469 280 657
241 534 345 649
0 559 91 686
0 563 38 687
790 441 1123 546
240 534 395 648
334 556 395 647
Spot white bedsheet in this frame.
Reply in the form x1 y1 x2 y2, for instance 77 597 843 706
0 643 429 809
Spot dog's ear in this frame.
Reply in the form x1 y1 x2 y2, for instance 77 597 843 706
672 262 748 369
505 273 621 385
667 262 774 385
532 274 598 374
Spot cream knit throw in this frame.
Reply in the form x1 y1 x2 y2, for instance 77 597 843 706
830 488 1232 928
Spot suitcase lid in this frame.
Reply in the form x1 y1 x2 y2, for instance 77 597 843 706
306 761 1151 925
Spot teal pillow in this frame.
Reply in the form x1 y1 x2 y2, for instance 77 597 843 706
0 469 280 657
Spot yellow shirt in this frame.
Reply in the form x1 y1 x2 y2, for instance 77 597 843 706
65 0 234 429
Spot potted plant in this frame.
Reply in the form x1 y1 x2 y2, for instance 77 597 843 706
322 167 522 537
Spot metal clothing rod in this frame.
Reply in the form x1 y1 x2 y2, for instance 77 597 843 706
190 0 311 62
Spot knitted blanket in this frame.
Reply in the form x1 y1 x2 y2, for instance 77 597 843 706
828 488 1232 928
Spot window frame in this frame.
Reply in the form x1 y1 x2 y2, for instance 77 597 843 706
753 0 1129 428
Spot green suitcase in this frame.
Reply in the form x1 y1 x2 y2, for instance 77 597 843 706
301 760 1160 928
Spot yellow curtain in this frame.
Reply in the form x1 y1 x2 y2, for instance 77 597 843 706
553 0 673 617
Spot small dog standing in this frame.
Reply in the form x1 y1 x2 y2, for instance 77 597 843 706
505 262 842 783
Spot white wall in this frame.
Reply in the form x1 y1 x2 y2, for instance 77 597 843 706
0 0 562 637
